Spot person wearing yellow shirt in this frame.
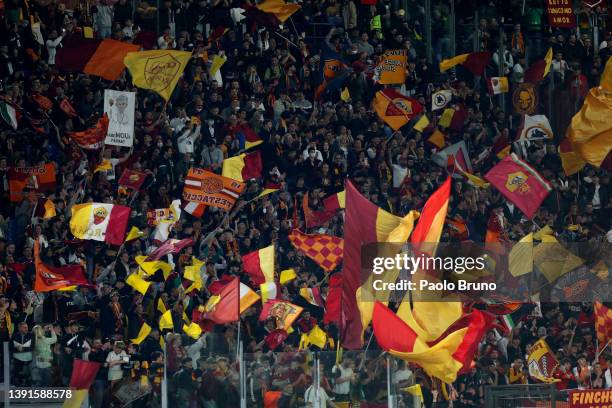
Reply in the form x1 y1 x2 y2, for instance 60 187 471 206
508 359 528 384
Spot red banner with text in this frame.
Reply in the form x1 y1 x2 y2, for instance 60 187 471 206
546 0 576 28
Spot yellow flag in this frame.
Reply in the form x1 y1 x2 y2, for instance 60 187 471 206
210 53 227 77
439 108 454 128
125 226 144 241
256 0 301 22
260 282 278 304
397 301 463 342
126 273 151 295
159 310 173 330
427 129 446 149
509 233 533 277
340 87 350 102
413 115 430 132
43 199 56 219
439 53 469 72
257 188 279 199
184 257 204 292
157 299 167 314
533 225 554 241
279 268 297 285
63 389 88 408
533 235 584 282
123 50 192 101
131 322 152 344
402 384 424 406
83 27 94 39
94 159 112 173
136 255 173 280
306 325 327 349
183 322 202 339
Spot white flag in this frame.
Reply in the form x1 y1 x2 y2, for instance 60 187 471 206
431 90 452 111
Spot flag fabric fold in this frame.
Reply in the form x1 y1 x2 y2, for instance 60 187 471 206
34 241 91 292
439 52 492 76
221 151 263 182
67 115 109 150
373 88 423 131
242 245 275 286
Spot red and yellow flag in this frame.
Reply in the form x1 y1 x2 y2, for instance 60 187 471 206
242 245 275 286
439 52 492 76
194 277 240 324
410 177 451 254
373 302 494 384
259 299 303 330
485 153 552 220
67 115 108 150
341 180 419 349
221 150 263 182
34 241 90 292
595 301 612 345
373 88 423 131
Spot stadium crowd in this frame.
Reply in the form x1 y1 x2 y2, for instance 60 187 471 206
0 0 610 407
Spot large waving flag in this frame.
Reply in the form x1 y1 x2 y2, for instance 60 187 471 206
485 153 552 220
56 37 140 81
34 241 91 292
595 301 612 346
302 193 336 228
69 203 130 245
123 50 192 101
565 57 612 169
341 180 419 349
288 229 343 273
67 115 108 150
410 177 451 255
439 52 492 76
373 302 494 383
221 151 263 182
63 360 101 408
242 245 275 286
373 89 423 131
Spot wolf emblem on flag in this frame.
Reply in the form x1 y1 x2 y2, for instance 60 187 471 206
93 207 109 224
505 171 531 194
388 97 414 116
144 53 182 91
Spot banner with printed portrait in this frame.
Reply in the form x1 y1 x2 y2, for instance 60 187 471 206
104 90 135 147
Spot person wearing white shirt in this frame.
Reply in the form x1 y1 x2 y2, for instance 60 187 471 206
332 357 355 401
46 30 63 65
176 121 201 154
302 143 323 162
304 384 338 408
106 341 128 384
605 359 612 388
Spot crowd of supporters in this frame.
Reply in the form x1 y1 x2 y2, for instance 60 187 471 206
0 0 610 407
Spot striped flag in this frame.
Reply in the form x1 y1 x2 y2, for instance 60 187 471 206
183 201 206 217
242 245 275 286
299 287 325 307
239 282 260 313
183 168 245 211
69 203 130 245
221 151 263 182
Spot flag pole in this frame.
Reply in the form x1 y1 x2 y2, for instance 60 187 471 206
359 330 375 370
236 319 241 363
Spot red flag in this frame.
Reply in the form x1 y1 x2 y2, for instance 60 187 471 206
410 177 451 253
201 277 240 324
302 193 336 228
288 229 343 273
145 238 194 261
70 359 101 389
264 329 289 350
59 98 78 118
34 241 92 292
32 94 53 111
67 115 109 150
118 169 147 191
323 273 342 325
484 153 552 219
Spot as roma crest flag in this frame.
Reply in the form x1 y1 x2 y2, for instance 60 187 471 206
485 153 552 220
259 299 303 330
118 169 147 191
34 241 91 292
69 203 130 245
527 339 559 383
8 163 56 202
124 50 192 101
373 88 423 131
183 168 245 211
